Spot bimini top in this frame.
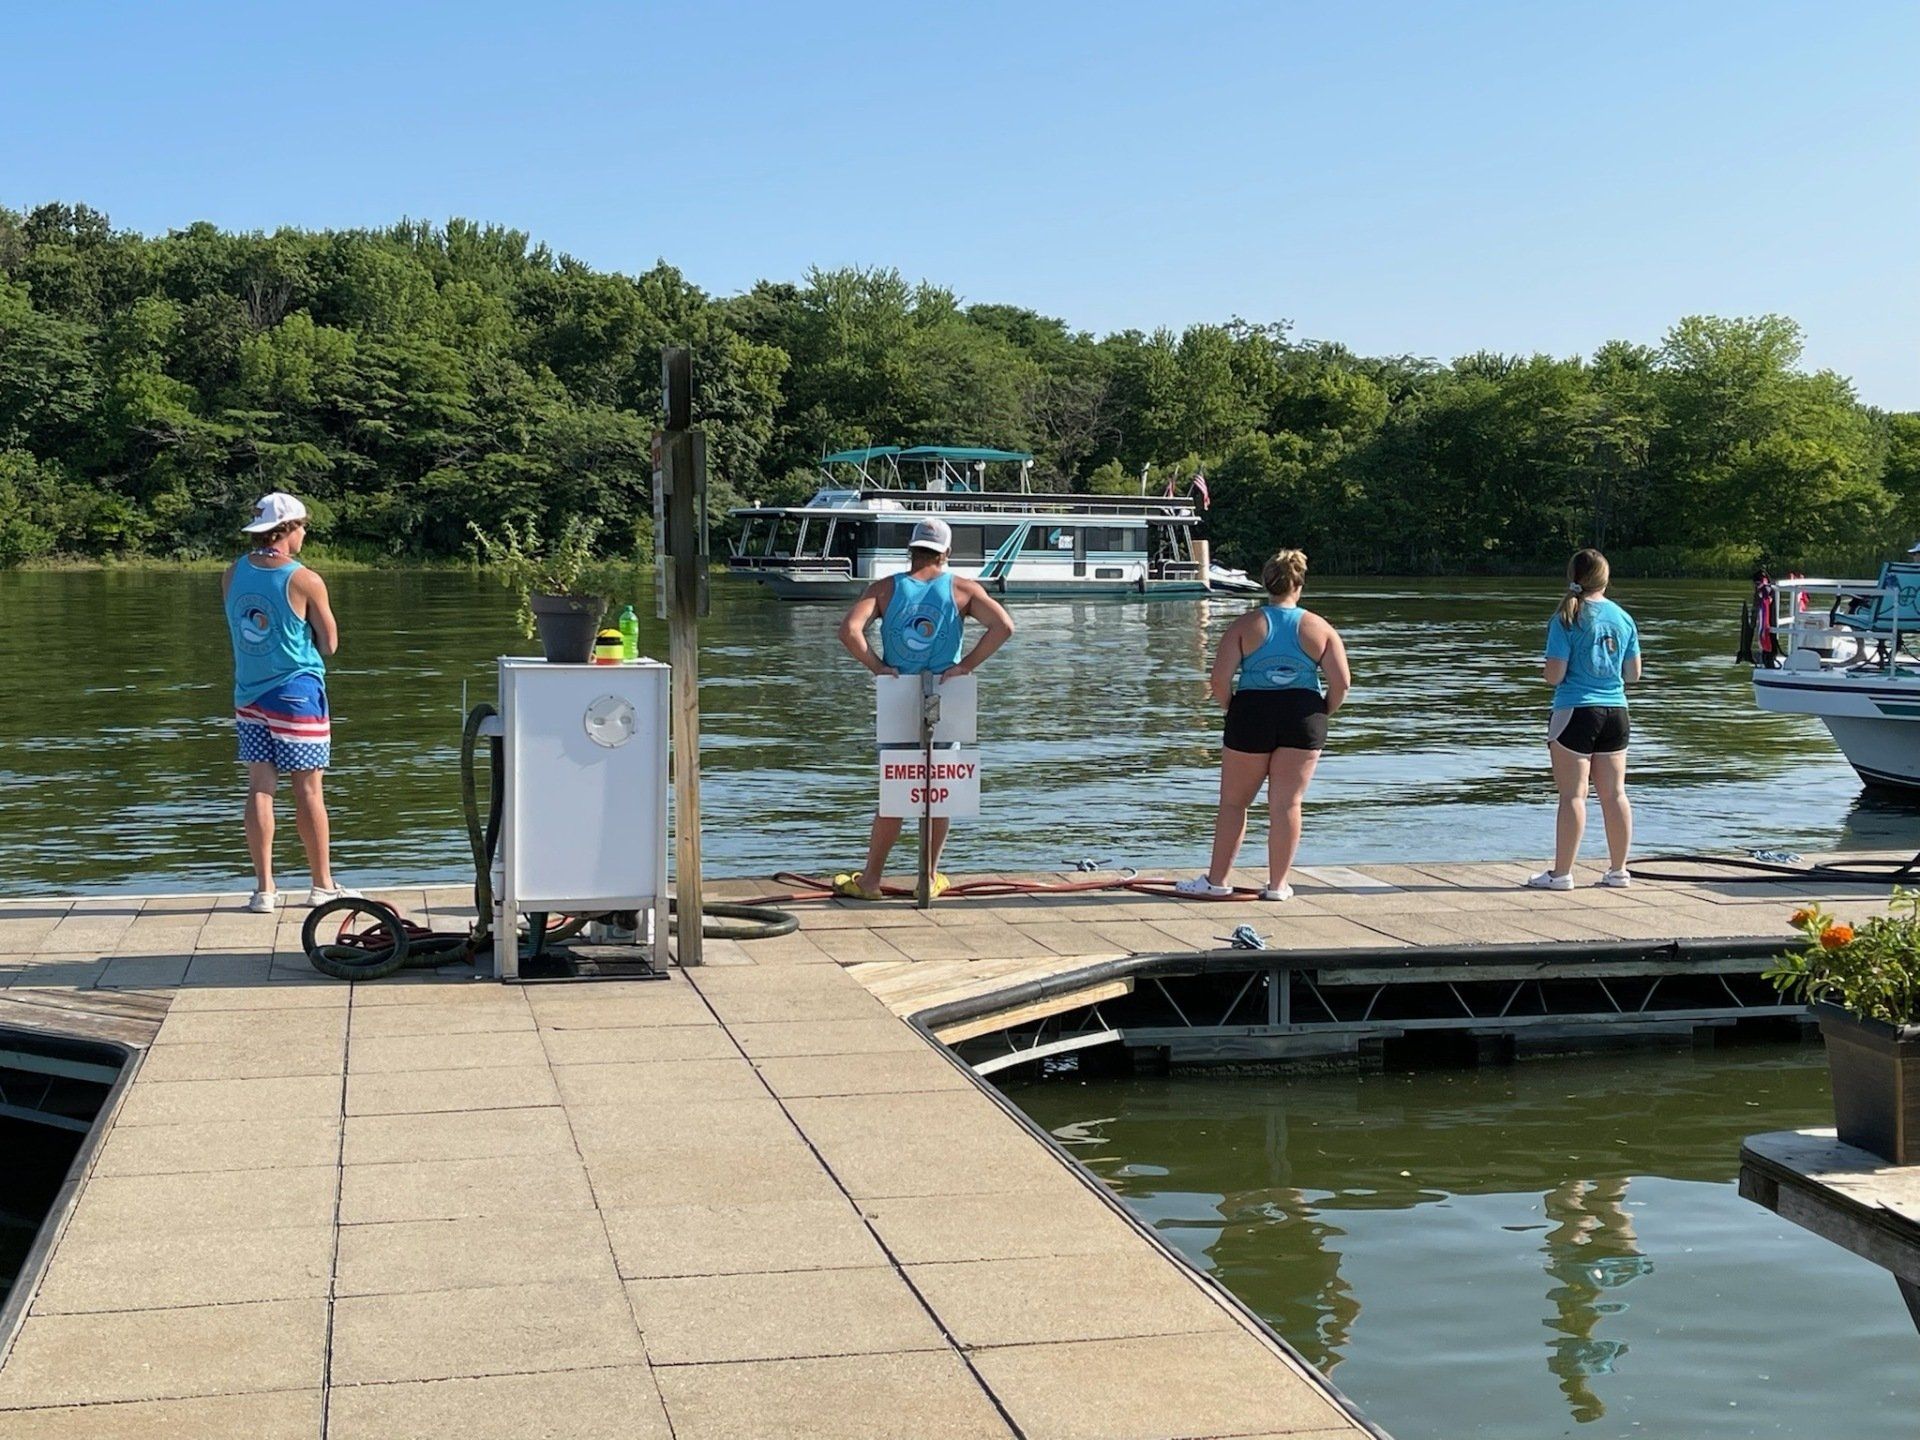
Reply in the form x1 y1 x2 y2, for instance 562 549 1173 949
819 446 903 466
897 446 1033 464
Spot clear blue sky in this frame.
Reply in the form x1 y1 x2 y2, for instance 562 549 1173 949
6 0 1915 407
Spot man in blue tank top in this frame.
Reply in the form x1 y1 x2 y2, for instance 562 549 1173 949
834 519 1016 898
222 492 359 914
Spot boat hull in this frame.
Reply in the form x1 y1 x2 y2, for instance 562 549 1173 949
1823 716 1920 791
1753 667 1920 792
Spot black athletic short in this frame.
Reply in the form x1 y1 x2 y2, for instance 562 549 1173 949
1549 705 1630 756
1224 689 1328 753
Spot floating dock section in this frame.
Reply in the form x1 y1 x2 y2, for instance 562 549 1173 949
0 855 1897 1436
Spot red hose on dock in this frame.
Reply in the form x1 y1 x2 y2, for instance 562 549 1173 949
753 870 1261 904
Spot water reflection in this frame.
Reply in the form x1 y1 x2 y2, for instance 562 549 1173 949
1013 1048 1920 1440
1541 1176 1646 1423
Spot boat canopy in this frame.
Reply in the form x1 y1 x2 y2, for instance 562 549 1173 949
897 446 1033 464
819 445 902 466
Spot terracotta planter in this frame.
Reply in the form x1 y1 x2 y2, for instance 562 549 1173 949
1813 1000 1920 1164
528 592 606 663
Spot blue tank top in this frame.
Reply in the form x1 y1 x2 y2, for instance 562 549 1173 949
1237 604 1322 693
226 557 325 706
880 571 963 675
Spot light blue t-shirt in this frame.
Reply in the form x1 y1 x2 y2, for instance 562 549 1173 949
1545 597 1639 709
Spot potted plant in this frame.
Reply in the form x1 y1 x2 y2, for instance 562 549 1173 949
1765 890 1920 1164
470 515 607 663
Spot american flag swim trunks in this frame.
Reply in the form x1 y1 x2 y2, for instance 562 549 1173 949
235 673 331 772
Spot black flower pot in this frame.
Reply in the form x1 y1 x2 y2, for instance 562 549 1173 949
528 592 606 663
1813 1000 1920 1164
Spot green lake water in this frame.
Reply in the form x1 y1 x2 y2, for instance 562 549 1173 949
3 568 1917 1432
1 569 1915 896
1010 1045 1920 1440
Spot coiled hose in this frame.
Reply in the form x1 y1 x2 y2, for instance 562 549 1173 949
303 702 796 980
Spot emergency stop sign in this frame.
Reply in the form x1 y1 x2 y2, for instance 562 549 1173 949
879 750 981 818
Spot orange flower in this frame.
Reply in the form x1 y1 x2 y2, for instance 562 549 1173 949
1819 923 1855 950
1790 908 1815 927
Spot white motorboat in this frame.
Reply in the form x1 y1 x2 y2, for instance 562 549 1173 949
1752 565 1920 792
727 446 1261 601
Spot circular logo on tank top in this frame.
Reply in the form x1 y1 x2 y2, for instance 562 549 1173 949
238 604 273 652
900 605 942 654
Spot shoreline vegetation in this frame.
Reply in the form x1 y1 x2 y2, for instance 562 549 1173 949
8 548 1899 581
3 202 1914 577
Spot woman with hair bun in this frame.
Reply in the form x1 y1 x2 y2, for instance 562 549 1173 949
1528 548 1641 890
1177 549 1350 902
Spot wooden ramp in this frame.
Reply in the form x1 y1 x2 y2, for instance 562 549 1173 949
847 954 1134 1041
0 989 167 1050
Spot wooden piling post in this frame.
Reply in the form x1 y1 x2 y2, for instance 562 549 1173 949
660 349 706 967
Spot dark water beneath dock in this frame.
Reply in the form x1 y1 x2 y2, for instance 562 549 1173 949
1011 1045 1918 1440
2 569 1917 896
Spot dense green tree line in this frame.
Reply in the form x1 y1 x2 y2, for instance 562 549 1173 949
2 202 1913 572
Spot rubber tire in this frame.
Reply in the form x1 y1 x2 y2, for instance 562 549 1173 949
302 898 411 981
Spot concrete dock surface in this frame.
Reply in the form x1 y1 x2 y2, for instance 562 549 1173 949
0 853 1900 1437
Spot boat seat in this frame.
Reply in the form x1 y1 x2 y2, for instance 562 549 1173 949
1831 563 1920 635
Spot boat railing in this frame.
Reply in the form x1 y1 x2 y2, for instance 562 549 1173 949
856 489 1196 519
726 555 854 576
1770 575 1917 671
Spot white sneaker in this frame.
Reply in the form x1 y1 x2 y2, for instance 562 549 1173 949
1525 871 1574 891
246 890 279 914
1173 875 1233 898
1260 882 1296 902
1597 868 1632 888
306 885 364 907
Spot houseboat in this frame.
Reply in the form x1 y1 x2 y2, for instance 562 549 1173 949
726 445 1260 600
1752 563 1920 791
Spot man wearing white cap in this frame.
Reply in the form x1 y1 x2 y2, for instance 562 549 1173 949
833 518 1016 898
222 493 358 913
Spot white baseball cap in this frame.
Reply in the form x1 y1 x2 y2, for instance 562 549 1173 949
909 518 953 554
242 492 309 533
1908 538 1920 554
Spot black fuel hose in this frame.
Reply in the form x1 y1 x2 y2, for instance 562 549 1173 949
1631 849 1920 886
461 701 504 950
671 899 799 940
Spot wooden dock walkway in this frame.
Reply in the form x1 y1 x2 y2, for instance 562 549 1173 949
0 854 1901 1437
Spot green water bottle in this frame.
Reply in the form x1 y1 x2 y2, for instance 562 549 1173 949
618 604 639 661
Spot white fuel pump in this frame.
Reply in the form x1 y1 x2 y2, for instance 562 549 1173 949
494 656 670 979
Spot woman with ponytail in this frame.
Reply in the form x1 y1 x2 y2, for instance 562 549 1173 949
1528 549 1641 890
1176 549 1350 902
